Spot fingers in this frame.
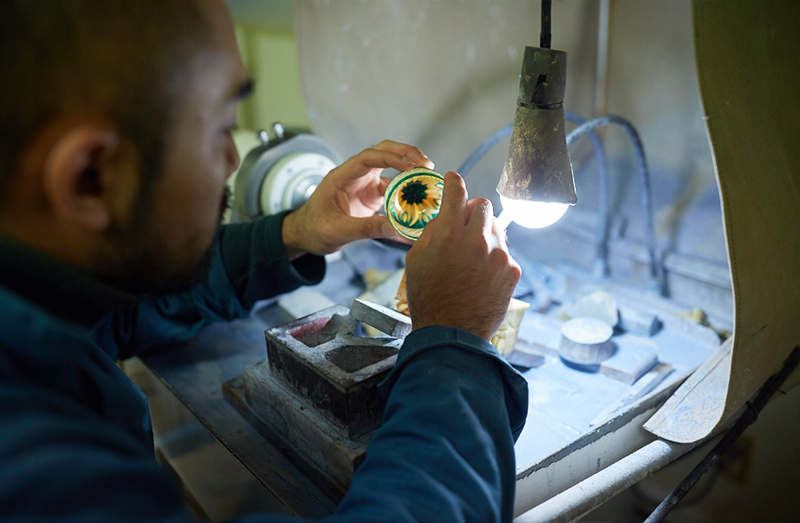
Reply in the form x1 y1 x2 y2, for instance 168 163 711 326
335 142 434 183
472 199 511 252
337 215 396 245
466 197 494 237
333 214 415 247
378 176 392 196
491 215 510 253
380 220 415 245
289 140 439 255
407 172 463 259
372 140 434 169
410 213 437 251
466 197 511 257
436 171 468 228
402 173 522 341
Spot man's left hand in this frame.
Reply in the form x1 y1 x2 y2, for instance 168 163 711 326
280 140 434 259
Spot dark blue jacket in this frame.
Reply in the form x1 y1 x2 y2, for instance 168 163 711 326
0 214 528 522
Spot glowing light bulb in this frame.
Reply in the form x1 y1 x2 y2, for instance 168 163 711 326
499 195 569 229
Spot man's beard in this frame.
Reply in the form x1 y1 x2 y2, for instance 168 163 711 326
96 186 231 297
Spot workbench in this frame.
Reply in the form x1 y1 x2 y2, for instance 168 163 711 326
140 243 722 520
141 258 365 519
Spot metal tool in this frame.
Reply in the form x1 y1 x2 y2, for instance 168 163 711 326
231 123 342 222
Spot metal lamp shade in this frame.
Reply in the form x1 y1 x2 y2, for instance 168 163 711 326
497 46 577 205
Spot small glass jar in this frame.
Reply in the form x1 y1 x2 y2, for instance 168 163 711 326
384 167 444 240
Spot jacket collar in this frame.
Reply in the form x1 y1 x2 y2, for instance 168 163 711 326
0 235 137 328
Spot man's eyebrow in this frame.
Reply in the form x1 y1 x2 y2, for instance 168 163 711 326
231 78 254 101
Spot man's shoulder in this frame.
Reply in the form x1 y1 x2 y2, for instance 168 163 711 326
0 284 94 365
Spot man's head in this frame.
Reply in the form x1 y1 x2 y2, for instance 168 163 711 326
0 0 250 295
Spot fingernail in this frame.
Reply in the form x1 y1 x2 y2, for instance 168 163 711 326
382 222 396 237
401 156 416 165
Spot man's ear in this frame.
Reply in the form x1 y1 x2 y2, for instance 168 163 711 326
42 126 128 232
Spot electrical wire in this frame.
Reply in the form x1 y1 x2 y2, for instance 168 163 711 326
564 112 610 277
456 112 602 178
566 115 665 295
457 124 512 178
630 464 721 512
455 114 661 293
540 0 552 49
456 112 611 276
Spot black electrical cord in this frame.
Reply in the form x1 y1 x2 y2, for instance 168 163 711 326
456 115 661 294
457 124 512 178
630 463 721 511
564 112 611 277
456 112 607 182
566 115 664 295
540 0 552 49
643 346 800 523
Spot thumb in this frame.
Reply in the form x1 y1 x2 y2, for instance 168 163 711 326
413 215 437 250
346 214 421 245
351 214 401 242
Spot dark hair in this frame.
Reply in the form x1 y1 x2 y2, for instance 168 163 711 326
0 0 211 207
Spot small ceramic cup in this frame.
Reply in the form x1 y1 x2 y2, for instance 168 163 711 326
384 167 444 241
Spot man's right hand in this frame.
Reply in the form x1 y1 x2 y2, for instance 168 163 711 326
404 171 521 342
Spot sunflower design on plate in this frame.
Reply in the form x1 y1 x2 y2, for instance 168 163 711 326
384 167 444 240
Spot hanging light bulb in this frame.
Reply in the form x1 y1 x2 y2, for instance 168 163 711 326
496 1 576 229
499 195 569 229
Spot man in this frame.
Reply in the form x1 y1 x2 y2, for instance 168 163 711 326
0 1 527 521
